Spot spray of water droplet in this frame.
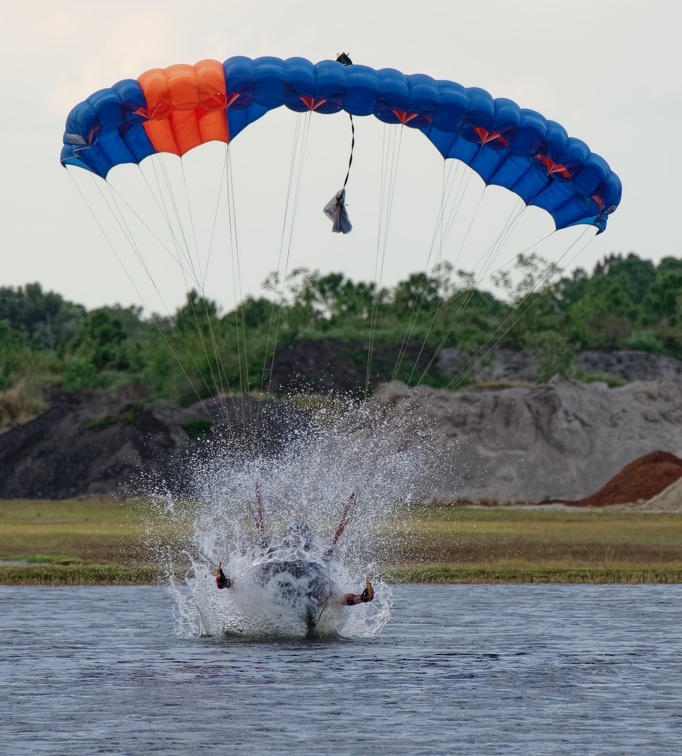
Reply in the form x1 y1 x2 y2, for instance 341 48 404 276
141 394 442 640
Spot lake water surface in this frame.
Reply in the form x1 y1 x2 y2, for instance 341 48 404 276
1 584 681 754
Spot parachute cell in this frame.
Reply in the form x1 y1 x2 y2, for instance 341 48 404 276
136 60 229 156
61 56 621 233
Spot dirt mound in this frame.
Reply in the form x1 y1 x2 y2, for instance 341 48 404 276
554 451 682 507
375 379 682 503
4 378 682 502
0 388 309 499
270 339 435 396
619 475 682 512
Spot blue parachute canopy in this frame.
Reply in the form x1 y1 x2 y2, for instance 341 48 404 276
61 56 621 234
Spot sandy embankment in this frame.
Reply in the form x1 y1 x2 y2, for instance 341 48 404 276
615 475 682 512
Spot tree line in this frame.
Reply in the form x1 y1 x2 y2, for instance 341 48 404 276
1 252 681 406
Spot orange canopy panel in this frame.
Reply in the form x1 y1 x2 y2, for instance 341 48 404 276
137 60 229 156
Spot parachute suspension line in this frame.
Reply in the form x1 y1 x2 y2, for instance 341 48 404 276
365 124 404 397
200 147 229 289
450 177 563 302
178 155 233 400
443 226 595 391
136 154 221 286
401 174 489 385
453 191 525 293
224 144 253 418
390 160 467 382
394 162 481 385
92 176 159 286
184 147 243 417
461 176 573 297
105 158 231 420
140 145 247 419
93 168 198 284
152 156 199 275
178 157 234 406
221 143 244 402
258 115 301 397
198 144 242 411
88 173 173 307
149 156 231 411
260 112 313 398
92 169 188 318
413 175 567 388
411 179 534 386
412 191 532 386
432 160 463 265
389 162 448 383
417 205 548 385
443 227 595 392
103 168 229 408
67 169 214 415
474 199 529 280
180 161 202 275
138 146 243 426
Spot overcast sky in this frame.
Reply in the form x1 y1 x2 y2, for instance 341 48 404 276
1 1 679 313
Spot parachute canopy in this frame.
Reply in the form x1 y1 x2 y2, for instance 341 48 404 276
61 55 621 233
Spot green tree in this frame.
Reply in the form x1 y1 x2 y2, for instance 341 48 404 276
174 290 220 336
525 331 575 383
61 357 100 391
490 253 563 345
0 322 30 389
642 265 682 326
391 273 442 319
68 309 131 371
563 253 661 348
0 283 86 349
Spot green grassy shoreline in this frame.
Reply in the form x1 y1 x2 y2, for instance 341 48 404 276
2 564 682 587
0 564 161 586
2 499 682 586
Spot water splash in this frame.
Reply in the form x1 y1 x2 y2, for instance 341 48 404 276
145 396 439 640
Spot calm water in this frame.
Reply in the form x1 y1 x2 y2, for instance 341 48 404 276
1 584 681 754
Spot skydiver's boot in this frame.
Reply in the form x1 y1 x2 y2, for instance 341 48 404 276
361 577 374 602
216 562 230 589
343 578 375 606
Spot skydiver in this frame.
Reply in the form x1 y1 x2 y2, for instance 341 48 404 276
216 560 374 605
215 515 374 606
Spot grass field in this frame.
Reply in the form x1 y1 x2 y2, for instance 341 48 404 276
1 499 682 585
393 504 682 583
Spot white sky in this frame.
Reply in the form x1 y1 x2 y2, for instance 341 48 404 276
1 0 679 314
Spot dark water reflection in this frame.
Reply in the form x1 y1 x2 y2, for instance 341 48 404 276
1 585 681 754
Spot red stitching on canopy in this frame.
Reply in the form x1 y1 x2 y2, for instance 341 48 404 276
535 154 571 179
300 96 327 111
474 126 509 147
393 110 418 124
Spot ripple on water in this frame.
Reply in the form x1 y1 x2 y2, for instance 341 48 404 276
1 585 682 754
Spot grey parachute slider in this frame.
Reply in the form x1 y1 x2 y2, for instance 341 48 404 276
323 189 352 234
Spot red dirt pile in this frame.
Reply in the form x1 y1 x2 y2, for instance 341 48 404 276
558 450 682 507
